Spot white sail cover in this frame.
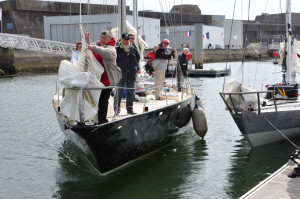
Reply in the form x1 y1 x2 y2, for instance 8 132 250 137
224 65 258 111
292 39 300 75
278 38 300 76
58 25 105 122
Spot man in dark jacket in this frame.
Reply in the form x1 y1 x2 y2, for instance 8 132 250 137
176 48 189 91
116 33 140 114
178 48 189 77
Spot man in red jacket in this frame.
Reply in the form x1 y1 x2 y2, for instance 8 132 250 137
86 30 118 124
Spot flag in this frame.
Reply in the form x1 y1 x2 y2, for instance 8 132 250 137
186 30 191 37
0 9 2 21
234 35 237 40
206 32 209 39
202 34 205 39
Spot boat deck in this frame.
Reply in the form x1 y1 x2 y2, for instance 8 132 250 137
240 162 300 199
260 99 300 113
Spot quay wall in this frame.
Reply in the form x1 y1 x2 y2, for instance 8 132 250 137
0 48 270 75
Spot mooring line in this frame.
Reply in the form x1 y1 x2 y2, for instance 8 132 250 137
260 113 299 149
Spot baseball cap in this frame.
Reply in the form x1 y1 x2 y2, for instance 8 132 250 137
122 33 129 39
163 39 170 44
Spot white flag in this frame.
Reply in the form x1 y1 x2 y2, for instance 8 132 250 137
0 9 2 21
233 35 237 40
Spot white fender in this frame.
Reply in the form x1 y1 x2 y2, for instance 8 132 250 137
192 106 208 138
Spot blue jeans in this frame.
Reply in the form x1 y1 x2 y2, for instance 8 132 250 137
117 79 135 112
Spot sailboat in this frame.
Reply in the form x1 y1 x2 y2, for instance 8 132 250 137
220 0 300 147
52 0 207 175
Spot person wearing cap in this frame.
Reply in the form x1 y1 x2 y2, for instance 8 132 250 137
71 42 82 63
116 33 140 114
154 39 177 100
176 48 189 91
85 30 121 124
129 34 140 52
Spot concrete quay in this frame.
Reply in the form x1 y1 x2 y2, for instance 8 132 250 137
240 162 300 199
0 47 269 76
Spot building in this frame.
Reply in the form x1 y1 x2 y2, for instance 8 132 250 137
44 14 160 48
160 25 224 50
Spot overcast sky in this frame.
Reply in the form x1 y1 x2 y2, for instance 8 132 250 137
19 0 300 20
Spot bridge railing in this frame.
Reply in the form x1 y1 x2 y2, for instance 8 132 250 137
0 33 74 57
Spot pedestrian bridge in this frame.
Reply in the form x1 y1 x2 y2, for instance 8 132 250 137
0 33 74 57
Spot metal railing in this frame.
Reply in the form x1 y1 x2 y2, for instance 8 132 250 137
0 33 74 57
219 90 277 115
57 78 193 125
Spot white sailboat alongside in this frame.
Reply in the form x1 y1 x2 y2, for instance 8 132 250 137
220 0 300 147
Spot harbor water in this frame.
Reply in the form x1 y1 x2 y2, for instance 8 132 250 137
1 60 300 199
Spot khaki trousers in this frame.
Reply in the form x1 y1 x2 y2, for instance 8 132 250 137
154 67 165 99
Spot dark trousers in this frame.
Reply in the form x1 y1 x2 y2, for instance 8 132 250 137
117 78 135 112
98 88 112 123
176 65 188 91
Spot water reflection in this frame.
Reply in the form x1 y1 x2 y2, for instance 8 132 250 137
226 138 300 199
54 130 208 199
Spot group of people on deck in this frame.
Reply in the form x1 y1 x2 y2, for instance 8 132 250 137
71 30 190 124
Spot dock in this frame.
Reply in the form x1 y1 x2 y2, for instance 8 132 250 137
240 162 300 199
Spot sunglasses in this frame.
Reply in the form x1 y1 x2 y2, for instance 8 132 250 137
163 42 169 45
123 38 129 40
78 45 82 48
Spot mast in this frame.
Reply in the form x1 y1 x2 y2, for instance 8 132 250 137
133 0 139 45
118 0 126 39
285 0 292 83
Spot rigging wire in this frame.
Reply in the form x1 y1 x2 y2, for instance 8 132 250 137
141 0 145 39
69 0 72 43
240 0 251 84
253 61 258 89
264 0 269 14
171 0 177 49
162 0 177 49
180 0 183 49
222 0 237 92
159 0 169 39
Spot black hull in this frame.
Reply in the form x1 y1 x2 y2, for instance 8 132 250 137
232 110 300 147
54 96 195 174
